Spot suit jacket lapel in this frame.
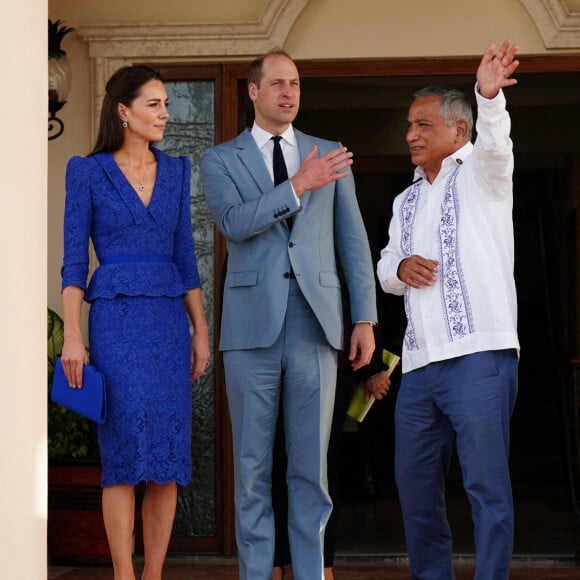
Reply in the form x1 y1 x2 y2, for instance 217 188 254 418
233 129 317 231
94 152 142 224
235 129 273 198
294 129 315 218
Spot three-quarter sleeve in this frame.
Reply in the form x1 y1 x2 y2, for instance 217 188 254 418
61 156 93 291
172 156 201 290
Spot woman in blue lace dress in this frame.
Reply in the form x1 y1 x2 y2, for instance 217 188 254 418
60 65 210 580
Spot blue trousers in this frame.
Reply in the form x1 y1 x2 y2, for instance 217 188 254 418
395 350 518 580
223 280 337 580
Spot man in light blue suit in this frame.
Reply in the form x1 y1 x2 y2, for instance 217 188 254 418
202 50 377 580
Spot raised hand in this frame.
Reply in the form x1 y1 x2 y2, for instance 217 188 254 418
290 144 353 197
477 40 519 99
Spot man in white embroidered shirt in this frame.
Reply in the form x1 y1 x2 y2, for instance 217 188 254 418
377 40 521 580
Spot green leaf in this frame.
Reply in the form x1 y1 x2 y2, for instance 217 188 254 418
47 308 64 380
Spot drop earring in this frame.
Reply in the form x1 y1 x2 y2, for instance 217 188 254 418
122 121 128 128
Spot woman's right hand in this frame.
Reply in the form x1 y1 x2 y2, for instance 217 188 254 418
60 339 88 388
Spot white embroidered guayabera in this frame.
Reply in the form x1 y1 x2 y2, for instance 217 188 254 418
399 167 474 352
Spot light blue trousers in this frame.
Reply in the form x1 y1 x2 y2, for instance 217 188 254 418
395 350 518 580
224 280 337 580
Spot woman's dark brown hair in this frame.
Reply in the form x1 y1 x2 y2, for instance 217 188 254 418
90 65 163 155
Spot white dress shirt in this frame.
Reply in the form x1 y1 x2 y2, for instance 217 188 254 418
251 123 300 197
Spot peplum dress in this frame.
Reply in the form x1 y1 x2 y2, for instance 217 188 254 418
61 148 201 487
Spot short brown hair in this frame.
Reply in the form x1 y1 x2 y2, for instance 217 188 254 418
248 49 294 87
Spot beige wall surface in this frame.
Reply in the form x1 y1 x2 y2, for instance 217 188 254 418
47 0 580 314
1 1 48 579
285 0 546 58
49 0 270 24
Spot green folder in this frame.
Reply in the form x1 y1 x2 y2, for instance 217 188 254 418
346 349 400 423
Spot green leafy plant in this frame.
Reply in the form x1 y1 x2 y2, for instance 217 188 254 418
47 308 99 460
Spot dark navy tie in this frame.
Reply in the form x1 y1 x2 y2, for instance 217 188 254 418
272 136 293 229
272 135 288 186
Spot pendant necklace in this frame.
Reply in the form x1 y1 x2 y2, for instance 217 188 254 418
115 151 152 195
129 162 149 193
131 165 147 192
136 175 145 192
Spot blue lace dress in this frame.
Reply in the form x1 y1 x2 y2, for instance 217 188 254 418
61 149 201 487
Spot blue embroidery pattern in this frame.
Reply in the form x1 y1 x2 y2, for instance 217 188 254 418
399 183 421 351
438 168 474 341
398 171 475 352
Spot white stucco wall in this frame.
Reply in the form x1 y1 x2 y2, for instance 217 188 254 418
0 2 48 579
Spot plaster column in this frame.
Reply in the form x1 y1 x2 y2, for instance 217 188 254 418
0 2 48 579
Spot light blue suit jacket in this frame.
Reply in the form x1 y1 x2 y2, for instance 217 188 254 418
202 128 377 352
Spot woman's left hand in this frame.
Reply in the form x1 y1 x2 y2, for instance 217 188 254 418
190 330 210 381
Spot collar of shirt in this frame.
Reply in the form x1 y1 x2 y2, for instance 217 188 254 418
413 141 474 183
251 123 300 180
251 122 296 149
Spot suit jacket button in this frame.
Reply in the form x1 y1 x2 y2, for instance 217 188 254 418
284 272 291 278
288 242 294 248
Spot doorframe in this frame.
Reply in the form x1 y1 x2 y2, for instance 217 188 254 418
162 54 580 556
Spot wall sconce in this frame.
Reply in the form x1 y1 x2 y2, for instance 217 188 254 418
48 20 74 141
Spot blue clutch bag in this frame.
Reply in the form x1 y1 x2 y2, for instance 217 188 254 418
51 357 107 424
